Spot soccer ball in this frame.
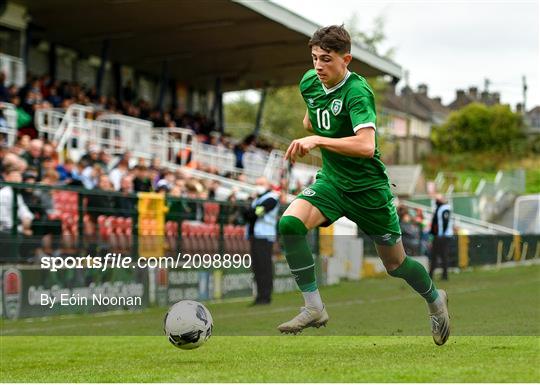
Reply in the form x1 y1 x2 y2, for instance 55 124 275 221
164 300 213 350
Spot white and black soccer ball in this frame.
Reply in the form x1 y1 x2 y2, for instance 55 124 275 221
164 300 213 350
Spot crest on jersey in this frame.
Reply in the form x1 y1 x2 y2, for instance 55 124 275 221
302 188 316 197
331 99 343 115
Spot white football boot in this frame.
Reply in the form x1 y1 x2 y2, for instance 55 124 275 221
429 289 450 345
277 305 329 334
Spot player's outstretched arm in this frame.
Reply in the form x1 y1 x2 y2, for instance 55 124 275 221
317 128 375 158
285 128 375 163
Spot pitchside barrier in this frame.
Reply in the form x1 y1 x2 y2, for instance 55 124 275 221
1 183 538 319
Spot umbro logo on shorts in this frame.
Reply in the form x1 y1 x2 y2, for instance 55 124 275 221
381 233 392 241
302 188 316 196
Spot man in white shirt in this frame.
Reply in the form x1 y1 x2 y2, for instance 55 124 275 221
0 165 34 235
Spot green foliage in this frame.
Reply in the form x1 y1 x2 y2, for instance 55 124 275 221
431 103 526 154
346 14 396 59
261 85 308 140
223 94 258 138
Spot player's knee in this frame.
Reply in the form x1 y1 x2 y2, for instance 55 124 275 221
279 215 308 236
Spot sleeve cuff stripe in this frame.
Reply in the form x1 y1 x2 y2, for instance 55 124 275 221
353 122 376 133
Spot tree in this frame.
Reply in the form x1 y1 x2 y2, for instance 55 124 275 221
346 13 396 60
262 86 307 140
431 103 526 154
223 94 258 138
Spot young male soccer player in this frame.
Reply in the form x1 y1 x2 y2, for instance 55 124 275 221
278 25 450 345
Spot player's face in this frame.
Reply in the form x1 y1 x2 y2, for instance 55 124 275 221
311 46 352 88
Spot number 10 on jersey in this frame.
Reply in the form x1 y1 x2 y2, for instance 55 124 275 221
316 108 331 130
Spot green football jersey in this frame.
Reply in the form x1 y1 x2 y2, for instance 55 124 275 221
300 68 389 192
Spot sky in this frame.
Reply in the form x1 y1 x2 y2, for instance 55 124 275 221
228 0 540 110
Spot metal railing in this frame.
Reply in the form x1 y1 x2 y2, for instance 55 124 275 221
34 106 288 185
402 199 519 235
0 53 25 87
514 195 540 234
0 182 258 263
0 102 18 146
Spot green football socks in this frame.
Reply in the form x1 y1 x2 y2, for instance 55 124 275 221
388 256 439 303
279 215 317 292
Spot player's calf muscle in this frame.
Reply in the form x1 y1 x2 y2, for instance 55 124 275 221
375 242 406 272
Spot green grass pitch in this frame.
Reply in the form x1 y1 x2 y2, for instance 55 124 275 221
1 264 539 382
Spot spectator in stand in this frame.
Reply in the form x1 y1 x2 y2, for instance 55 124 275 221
20 171 42 216
223 188 244 225
0 165 34 237
11 134 30 156
87 174 115 220
11 95 33 137
21 139 43 180
97 149 112 172
115 175 136 217
1 152 26 178
36 169 59 217
80 145 100 167
234 134 256 169
80 163 103 190
41 157 56 176
42 141 57 164
183 180 204 221
155 179 170 195
64 161 84 186
47 85 62 107
133 165 153 192
34 169 62 255
109 158 129 191
56 158 75 182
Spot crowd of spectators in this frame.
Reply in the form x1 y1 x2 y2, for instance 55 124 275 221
0 71 290 261
0 136 255 259
0 72 275 155
0 72 220 140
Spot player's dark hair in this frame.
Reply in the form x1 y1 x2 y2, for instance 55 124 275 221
309 25 351 54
